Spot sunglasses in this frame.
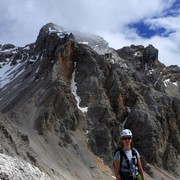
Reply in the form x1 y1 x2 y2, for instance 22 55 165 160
122 137 132 140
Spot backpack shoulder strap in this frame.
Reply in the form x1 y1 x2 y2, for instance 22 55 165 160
132 148 137 155
131 147 139 167
114 148 122 156
119 149 123 168
120 149 131 169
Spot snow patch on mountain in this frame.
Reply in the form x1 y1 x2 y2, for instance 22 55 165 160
0 61 25 89
71 62 88 113
164 78 178 87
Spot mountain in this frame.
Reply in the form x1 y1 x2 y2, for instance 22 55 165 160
0 22 179 180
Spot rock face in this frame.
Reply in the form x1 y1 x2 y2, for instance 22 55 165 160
0 22 179 179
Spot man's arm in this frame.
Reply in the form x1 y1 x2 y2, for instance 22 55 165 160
114 160 121 180
137 158 146 180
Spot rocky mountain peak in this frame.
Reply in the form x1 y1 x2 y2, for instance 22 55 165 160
117 44 158 70
0 22 179 179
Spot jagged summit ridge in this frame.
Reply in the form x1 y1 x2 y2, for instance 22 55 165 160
35 22 109 54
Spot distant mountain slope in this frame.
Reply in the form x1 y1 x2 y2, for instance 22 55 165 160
0 22 179 179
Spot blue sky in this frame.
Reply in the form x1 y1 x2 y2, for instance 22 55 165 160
128 1 179 38
0 0 180 66
128 21 175 38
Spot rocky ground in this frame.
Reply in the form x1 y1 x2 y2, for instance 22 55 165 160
0 153 50 180
0 148 179 180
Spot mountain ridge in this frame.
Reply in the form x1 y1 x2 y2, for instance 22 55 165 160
0 22 179 179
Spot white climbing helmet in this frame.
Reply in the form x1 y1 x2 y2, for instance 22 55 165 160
120 129 132 137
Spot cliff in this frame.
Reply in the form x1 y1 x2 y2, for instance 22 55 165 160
0 22 179 179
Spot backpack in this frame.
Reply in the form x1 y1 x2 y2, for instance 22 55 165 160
113 147 138 175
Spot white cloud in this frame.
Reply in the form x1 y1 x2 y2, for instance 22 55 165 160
142 16 180 66
145 15 180 31
0 0 179 66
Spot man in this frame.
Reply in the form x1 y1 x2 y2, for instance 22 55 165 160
114 129 146 180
